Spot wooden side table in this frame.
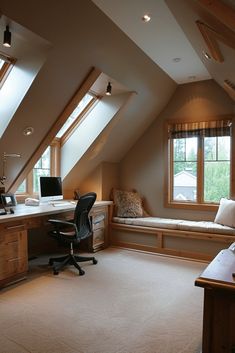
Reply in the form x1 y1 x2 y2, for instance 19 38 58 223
195 245 235 353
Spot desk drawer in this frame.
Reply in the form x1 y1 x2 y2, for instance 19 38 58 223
93 228 105 247
0 257 27 280
0 220 26 234
0 230 28 281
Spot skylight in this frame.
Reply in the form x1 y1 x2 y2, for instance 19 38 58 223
0 52 15 88
56 92 96 138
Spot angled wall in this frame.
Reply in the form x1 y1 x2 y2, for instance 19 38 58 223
119 79 234 221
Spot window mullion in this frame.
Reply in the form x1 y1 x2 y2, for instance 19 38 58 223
197 137 204 204
27 170 34 195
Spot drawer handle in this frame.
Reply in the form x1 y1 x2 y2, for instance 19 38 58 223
8 257 19 262
7 240 18 245
6 224 24 230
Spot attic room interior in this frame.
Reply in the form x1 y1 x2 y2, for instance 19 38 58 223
0 0 235 353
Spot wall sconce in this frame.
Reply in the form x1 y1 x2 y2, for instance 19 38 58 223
3 25 11 48
0 152 21 186
23 126 34 136
106 82 112 96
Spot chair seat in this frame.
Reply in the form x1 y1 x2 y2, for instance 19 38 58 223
48 192 97 275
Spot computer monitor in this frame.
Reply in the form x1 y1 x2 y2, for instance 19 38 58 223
39 176 63 203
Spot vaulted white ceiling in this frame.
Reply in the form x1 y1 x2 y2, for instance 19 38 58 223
92 0 211 84
92 0 235 96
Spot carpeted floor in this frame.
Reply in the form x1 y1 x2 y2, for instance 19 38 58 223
0 248 206 353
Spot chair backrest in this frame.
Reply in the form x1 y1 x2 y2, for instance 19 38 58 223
73 192 97 240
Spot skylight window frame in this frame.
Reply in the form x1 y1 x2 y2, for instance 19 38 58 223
0 52 16 88
59 92 99 146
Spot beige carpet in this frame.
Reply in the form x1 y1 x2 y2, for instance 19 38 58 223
0 248 206 353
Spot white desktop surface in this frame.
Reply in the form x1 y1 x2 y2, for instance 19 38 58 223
0 200 112 223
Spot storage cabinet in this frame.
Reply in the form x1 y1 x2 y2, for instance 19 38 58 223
91 206 108 252
0 229 28 286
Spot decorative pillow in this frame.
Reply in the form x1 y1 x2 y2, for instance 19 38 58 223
113 189 144 218
214 198 235 228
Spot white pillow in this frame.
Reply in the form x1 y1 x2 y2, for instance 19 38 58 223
214 198 235 228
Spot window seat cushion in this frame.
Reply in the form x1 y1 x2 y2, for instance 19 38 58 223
112 216 235 236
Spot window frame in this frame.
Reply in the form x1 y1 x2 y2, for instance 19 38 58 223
59 92 99 146
16 139 60 201
165 118 234 211
0 52 15 88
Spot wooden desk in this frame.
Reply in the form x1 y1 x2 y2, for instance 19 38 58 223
195 247 235 353
0 201 112 288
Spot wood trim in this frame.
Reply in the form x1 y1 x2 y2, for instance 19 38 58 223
197 0 235 32
110 222 235 261
196 20 235 63
9 67 102 193
164 201 218 211
110 222 235 243
196 20 224 62
223 80 235 102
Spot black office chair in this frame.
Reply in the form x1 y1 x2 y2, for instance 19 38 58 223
48 192 97 275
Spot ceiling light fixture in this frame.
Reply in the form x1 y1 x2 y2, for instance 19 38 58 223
142 14 151 22
188 75 196 80
173 57 181 63
23 127 34 136
106 82 112 96
3 25 11 48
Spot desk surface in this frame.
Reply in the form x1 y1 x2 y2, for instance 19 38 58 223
195 248 235 291
0 200 112 223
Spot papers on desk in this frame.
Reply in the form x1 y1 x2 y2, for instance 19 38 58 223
0 208 6 215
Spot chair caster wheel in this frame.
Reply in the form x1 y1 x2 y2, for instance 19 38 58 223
53 270 59 275
79 270 85 276
93 258 98 265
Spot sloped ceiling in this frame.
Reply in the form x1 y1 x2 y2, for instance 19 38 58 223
0 0 176 190
92 0 211 84
92 0 235 100
166 0 235 97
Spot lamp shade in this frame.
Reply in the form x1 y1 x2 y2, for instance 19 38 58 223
3 26 11 47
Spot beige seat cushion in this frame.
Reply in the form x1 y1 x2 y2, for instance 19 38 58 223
112 216 235 236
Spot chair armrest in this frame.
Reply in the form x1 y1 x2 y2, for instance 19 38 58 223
48 219 78 236
48 219 75 227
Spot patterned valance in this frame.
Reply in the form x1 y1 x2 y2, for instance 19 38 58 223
168 119 232 139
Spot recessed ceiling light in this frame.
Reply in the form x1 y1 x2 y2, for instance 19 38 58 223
188 75 196 80
173 57 181 63
23 126 34 136
142 14 151 22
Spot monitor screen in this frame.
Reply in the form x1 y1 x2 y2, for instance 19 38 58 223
39 176 63 203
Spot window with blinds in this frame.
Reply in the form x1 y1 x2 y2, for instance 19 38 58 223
167 119 232 207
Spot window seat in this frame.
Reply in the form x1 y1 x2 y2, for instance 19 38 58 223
110 216 235 262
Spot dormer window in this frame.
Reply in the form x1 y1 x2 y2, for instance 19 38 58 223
56 92 98 144
0 52 15 88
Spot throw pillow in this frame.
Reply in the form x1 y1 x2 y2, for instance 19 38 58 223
113 189 144 218
214 198 235 228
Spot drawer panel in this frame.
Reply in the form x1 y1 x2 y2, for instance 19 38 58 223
93 228 105 246
0 220 26 234
93 218 105 231
0 257 27 280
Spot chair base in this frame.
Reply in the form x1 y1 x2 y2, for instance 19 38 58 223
49 253 98 276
